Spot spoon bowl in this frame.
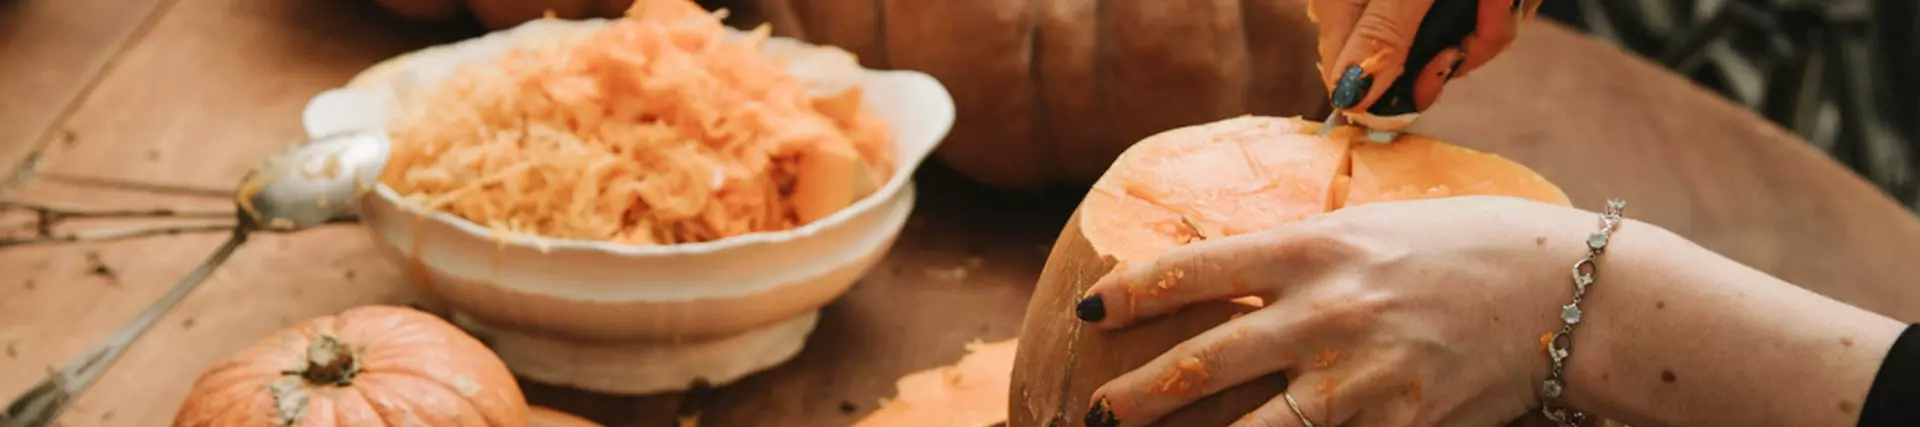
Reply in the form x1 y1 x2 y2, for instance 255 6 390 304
237 131 391 231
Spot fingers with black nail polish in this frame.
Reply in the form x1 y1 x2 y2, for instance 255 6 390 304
1077 295 1107 322
1085 397 1119 427
1331 65 1372 109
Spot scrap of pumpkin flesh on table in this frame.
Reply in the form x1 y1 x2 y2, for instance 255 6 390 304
853 338 1019 427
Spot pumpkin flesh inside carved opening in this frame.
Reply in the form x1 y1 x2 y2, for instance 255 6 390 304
1011 115 1571 427
1082 116 1569 266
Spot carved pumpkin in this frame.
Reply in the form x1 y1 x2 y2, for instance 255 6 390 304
172 305 528 426
1007 116 1616 426
743 0 1331 190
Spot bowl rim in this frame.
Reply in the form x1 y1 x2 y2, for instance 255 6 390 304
319 18 956 257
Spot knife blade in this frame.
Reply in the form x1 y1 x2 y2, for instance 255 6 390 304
1316 109 1348 136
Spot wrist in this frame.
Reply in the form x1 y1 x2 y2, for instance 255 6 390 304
1528 200 1631 426
1552 217 1906 427
1543 216 1674 422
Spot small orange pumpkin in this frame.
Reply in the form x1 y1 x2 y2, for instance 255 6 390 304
172 305 529 426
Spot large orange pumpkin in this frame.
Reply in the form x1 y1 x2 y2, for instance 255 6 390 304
530 406 604 427
370 0 639 30
1008 116 1615 426
172 305 529 426
743 0 1329 190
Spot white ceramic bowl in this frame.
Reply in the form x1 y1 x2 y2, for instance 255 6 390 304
301 18 955 394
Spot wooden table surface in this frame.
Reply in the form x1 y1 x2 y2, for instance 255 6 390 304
2 1 1917 427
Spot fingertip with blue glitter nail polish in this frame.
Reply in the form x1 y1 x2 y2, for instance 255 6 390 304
1331 65 1372 109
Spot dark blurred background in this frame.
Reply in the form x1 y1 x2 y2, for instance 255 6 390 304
1537 0 1920 211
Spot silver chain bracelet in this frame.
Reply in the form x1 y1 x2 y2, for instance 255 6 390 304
1541 199 1626 427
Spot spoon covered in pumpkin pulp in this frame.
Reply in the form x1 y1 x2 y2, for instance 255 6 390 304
0 131 392 427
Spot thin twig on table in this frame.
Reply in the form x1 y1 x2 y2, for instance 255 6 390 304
0 199 231 220
34 171 233 199
0 198 237 249
0 222 236 248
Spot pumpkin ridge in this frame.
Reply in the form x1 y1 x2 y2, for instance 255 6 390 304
328 386 389 427
870 0 888 67
1024 0 1056 181
185 377 273 425
350 375 423 427
1050 295 1086 426
366 372 498 426
355 373 469 426
354 333 524 426
1235 0 1256 124
1092 0 1115 186
359 362 495 400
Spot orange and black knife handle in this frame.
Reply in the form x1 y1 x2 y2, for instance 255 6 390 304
1336 0 1485 119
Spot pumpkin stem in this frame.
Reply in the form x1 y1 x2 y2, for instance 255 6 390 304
301 334 360 386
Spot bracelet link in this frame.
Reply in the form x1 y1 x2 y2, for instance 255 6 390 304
1540 199 1626 427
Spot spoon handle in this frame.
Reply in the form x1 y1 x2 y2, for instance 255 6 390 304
0 229 250 427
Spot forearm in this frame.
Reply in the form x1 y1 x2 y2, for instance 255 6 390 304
1560 219 1905 427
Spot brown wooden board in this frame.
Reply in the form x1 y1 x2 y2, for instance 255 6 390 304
0 0 173 188
0 1 1917 426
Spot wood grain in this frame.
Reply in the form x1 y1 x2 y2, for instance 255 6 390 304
0 0 482 424
0 0 173 188
1 3 1918 427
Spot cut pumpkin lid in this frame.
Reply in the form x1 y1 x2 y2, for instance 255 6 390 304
1081 115 1570 263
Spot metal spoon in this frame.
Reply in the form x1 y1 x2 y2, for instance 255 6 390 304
0 131 391 427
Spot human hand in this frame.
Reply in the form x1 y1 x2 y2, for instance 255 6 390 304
1077 196 1595 427
1311 0 1545 122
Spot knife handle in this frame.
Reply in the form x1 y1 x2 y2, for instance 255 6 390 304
1364 0 1485 117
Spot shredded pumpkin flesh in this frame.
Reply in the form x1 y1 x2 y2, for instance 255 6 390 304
381 0 895 245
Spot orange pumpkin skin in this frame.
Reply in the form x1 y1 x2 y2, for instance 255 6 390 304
172 305 529 427
466 0 637 30
369 0 639 30
749 0 1330 190
373 0 464 21
1008 117 1612 426
530 406 604 427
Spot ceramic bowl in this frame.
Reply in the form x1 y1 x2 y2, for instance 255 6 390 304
300 18 955 394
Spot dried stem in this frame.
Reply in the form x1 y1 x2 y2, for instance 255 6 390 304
0 198 236 249
0 199 230 220
0 222 235 248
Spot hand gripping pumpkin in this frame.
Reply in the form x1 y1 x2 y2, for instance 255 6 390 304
1008 116 1619 426
749 0 1330 190
172 305 528 426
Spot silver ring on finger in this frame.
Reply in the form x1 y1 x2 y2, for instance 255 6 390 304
1284 391 1318 427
